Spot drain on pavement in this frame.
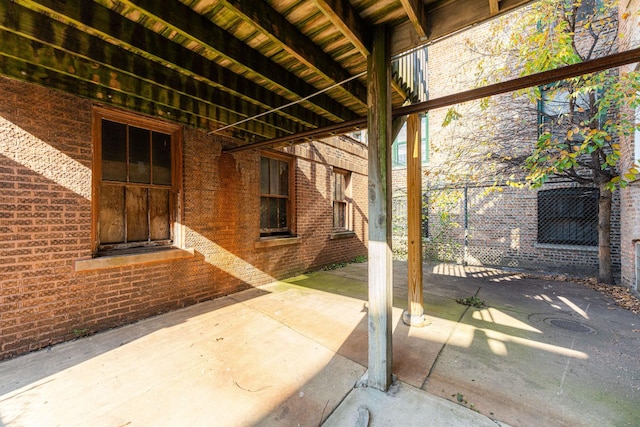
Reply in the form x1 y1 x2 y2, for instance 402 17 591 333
544 318 596 334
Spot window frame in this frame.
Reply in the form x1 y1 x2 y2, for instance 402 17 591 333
538 83 602 138
92 107 182 256
259 151 295 237
537 187 599 246
333 169 352 232
392 114 429 169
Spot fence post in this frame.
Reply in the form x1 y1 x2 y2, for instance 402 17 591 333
463 183 469 266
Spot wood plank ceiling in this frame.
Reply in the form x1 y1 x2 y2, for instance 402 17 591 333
0 0 533 148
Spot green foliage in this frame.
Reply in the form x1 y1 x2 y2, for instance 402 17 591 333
508 0 640 190
456 295 487 308
442 107 463 127
423 189 463 262
73 328 89 338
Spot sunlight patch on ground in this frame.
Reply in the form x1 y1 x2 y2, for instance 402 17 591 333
430 263 523 282
558 296 590 319
472 307 542 333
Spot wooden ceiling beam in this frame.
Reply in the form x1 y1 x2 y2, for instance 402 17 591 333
312 0 371 57
225 46 640 152
17 0 335 133
425 0 530 41
217 0 367 109
0 2 307 138
399 0 428 39
391 0 532 55
489 0 500 16
0 52 274 139
114 0 359 122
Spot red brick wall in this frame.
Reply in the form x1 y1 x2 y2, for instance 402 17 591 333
0 76 368 359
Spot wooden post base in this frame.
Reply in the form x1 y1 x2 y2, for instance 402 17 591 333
402 310 431 328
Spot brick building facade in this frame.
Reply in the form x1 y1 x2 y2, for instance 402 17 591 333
392 4 625 276
0 76 368 360
618 0 640 290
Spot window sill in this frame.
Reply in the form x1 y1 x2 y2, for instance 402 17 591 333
330 230 356 240
534 243 598 252
255 236 301 249
74 247 195 272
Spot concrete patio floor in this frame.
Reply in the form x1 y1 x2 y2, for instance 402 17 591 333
1 261 639 426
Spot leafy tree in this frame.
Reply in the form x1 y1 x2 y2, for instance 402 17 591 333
436 0 640 284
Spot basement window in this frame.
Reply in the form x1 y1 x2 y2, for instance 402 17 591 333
537 187 598 246
93 107 181 254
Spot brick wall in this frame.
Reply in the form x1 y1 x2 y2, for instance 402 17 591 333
0 76 368 359
617 0 640 289
392 8 623 277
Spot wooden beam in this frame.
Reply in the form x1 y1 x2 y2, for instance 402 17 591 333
312 0 371 56
399 0 428 39
17 0 336 131
402 113 429 327
218 0 367 109
489 0 500 16
366 24 393 392
113 0 359 122
0 2 306 138
390 0 532 55
0 53 221 132
395 46 640 117
224 46 640 152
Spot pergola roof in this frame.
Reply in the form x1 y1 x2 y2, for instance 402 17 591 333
1 0 533 148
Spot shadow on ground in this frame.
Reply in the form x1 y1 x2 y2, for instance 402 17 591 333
0 261 638 426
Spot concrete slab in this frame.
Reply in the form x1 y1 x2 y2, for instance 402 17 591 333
423 273 640 426
323 381 503 427
1 260 638 426
0 293 365 426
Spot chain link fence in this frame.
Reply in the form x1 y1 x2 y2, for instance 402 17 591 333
392 182 619 273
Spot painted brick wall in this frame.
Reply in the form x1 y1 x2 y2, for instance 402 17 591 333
0 76 367 359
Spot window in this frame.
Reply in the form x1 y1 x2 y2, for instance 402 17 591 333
93 108 181 253
345 129 367 143
537 187 598 246
333 170 351 231
260 153 293 236
538 84 599 137
392 115 429 168
574 0 601 22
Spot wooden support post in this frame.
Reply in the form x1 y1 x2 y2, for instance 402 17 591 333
402 113 430 327
366 25 393 392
